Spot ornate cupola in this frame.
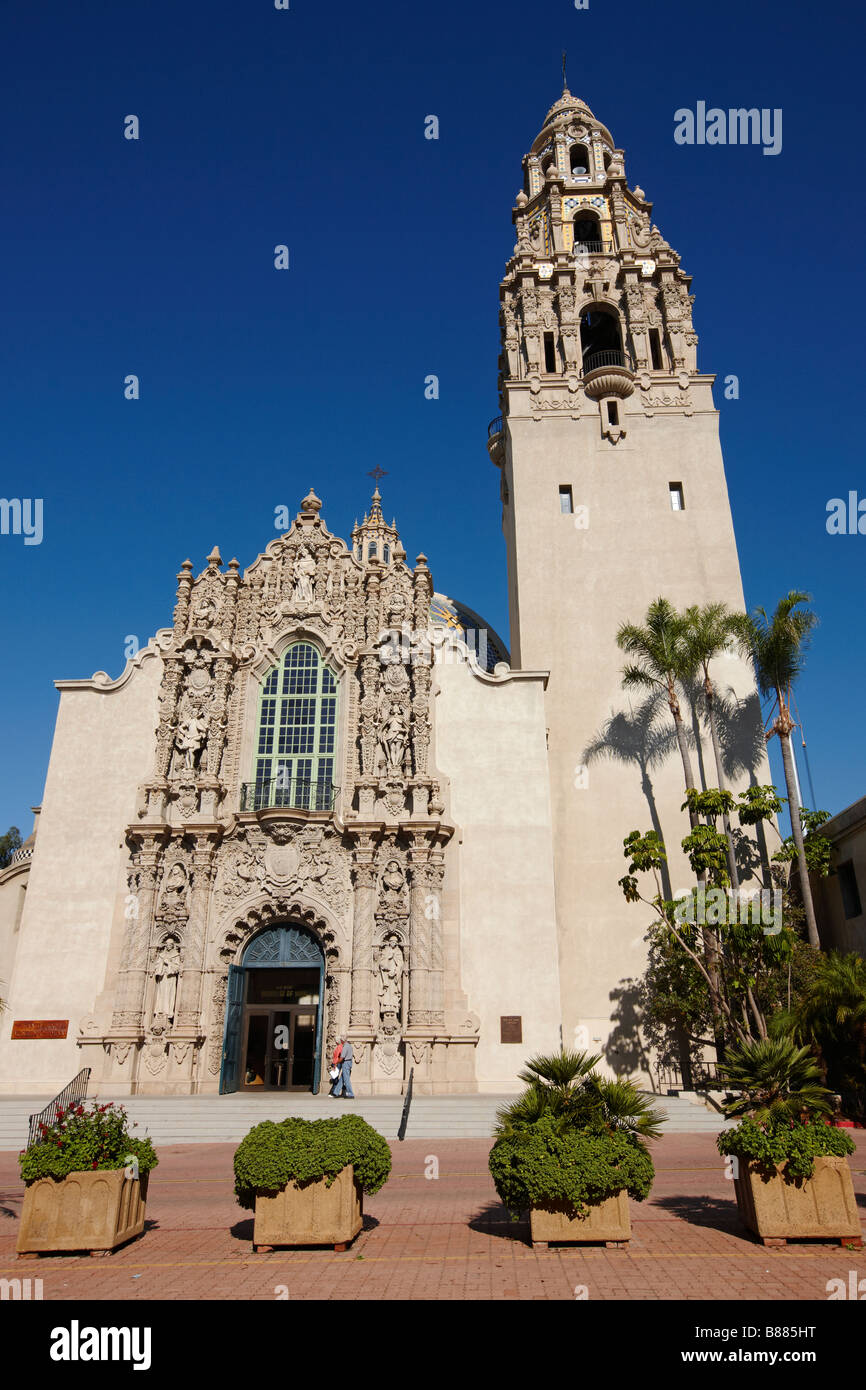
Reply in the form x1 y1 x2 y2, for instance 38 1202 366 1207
352 488 402 567
490 84 699 460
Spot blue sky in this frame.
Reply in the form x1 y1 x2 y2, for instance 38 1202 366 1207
2 0 864 836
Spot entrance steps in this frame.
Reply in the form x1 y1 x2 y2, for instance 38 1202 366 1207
0 1089 731 1150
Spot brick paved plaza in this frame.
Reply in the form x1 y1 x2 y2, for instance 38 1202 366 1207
2 1133 864 1301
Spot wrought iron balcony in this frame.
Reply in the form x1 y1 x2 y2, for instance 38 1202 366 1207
487 415 503 438
572 239 611 255
240 777 338 813
582 349 633 375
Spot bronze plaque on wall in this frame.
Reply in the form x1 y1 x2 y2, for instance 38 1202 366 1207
500 1015 522 1044
11 1020 69 1040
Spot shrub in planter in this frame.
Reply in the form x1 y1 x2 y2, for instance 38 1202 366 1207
717 1036 862 1247
233 1114 392 1250
488 1050 663 1247
17 1102 157 1255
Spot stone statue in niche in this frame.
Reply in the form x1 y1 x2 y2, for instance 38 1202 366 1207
380 859 406 906
160 861 189 913
378 934 404 1017
153 937 183 1022
376 703 408 777
175 714 208 772
291 546 316 604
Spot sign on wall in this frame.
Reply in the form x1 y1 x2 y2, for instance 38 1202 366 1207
10 1020 69 1040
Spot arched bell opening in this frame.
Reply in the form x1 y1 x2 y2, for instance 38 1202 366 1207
579 306 624 373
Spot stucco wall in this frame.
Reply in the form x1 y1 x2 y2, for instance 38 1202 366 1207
0 654 162 1094
503 385 772 1076
434 648 562 1090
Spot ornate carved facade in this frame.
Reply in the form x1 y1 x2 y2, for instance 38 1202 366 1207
78 487 484 1094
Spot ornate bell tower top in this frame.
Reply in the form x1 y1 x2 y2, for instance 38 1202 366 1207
490 87 702 441
352 488 404 568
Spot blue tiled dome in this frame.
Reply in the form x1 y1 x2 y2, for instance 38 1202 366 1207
428 593 510 673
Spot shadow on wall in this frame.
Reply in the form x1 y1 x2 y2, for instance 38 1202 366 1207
582 691 677 901
604 978 651 1081
583 684 770 887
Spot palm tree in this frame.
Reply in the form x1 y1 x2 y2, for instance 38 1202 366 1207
680 602 742 889
732 592 820 947
494 1050 664 1143
616 599 699 825
720 1035 834 1124
617 599 728 1059
795 951 866 1067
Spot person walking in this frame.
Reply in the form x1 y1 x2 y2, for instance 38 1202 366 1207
332 1034 355 1099
329 1037 343 1096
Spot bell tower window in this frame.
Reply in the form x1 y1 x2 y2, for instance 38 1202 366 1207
251 642 337 811
573 214 603 253
569 144 590 177
543 332 558 373
580 307 623 372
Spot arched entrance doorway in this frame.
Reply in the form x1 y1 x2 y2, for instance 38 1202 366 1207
219 924 325 1095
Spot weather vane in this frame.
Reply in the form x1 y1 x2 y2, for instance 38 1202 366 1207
367 465 388 483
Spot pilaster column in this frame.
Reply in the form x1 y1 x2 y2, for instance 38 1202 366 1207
349 848 378 1030
407 842 432 1028
111 836 162 1031
175 835 217 1029
425 855 446 1027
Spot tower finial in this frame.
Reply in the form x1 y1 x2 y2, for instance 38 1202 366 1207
562 50 568 94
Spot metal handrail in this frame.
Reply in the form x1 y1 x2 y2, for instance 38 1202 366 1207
397 1066 415 1142
582 349 633 374
27 1067 91 1149
240 776 338 813
573 239 611 255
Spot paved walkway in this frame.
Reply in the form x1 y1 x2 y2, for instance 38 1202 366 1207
1 1134 863 1300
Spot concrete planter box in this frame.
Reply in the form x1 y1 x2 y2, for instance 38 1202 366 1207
530 1189 631 1248
252 1164 363 1252
17 1169 149 1256
733 1155 863 1247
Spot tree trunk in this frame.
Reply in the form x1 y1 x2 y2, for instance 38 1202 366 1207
670 681 726 1061
778 720 820 948
705 682 740 891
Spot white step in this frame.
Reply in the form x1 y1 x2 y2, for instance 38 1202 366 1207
0 1089 732 1148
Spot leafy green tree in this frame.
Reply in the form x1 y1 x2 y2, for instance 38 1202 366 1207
616 600 731 1051
0 827 22 870
732 592 820 947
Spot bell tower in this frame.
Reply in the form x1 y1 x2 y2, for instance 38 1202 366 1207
489 88 763 1066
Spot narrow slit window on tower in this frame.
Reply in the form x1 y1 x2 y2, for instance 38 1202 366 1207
559 485 573 515
607 400 619 425
649 328 663 370
669 482 685 511
383 544 391 565
543 332 557 373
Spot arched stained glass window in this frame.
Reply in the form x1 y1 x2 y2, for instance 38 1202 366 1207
252 642 337 810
